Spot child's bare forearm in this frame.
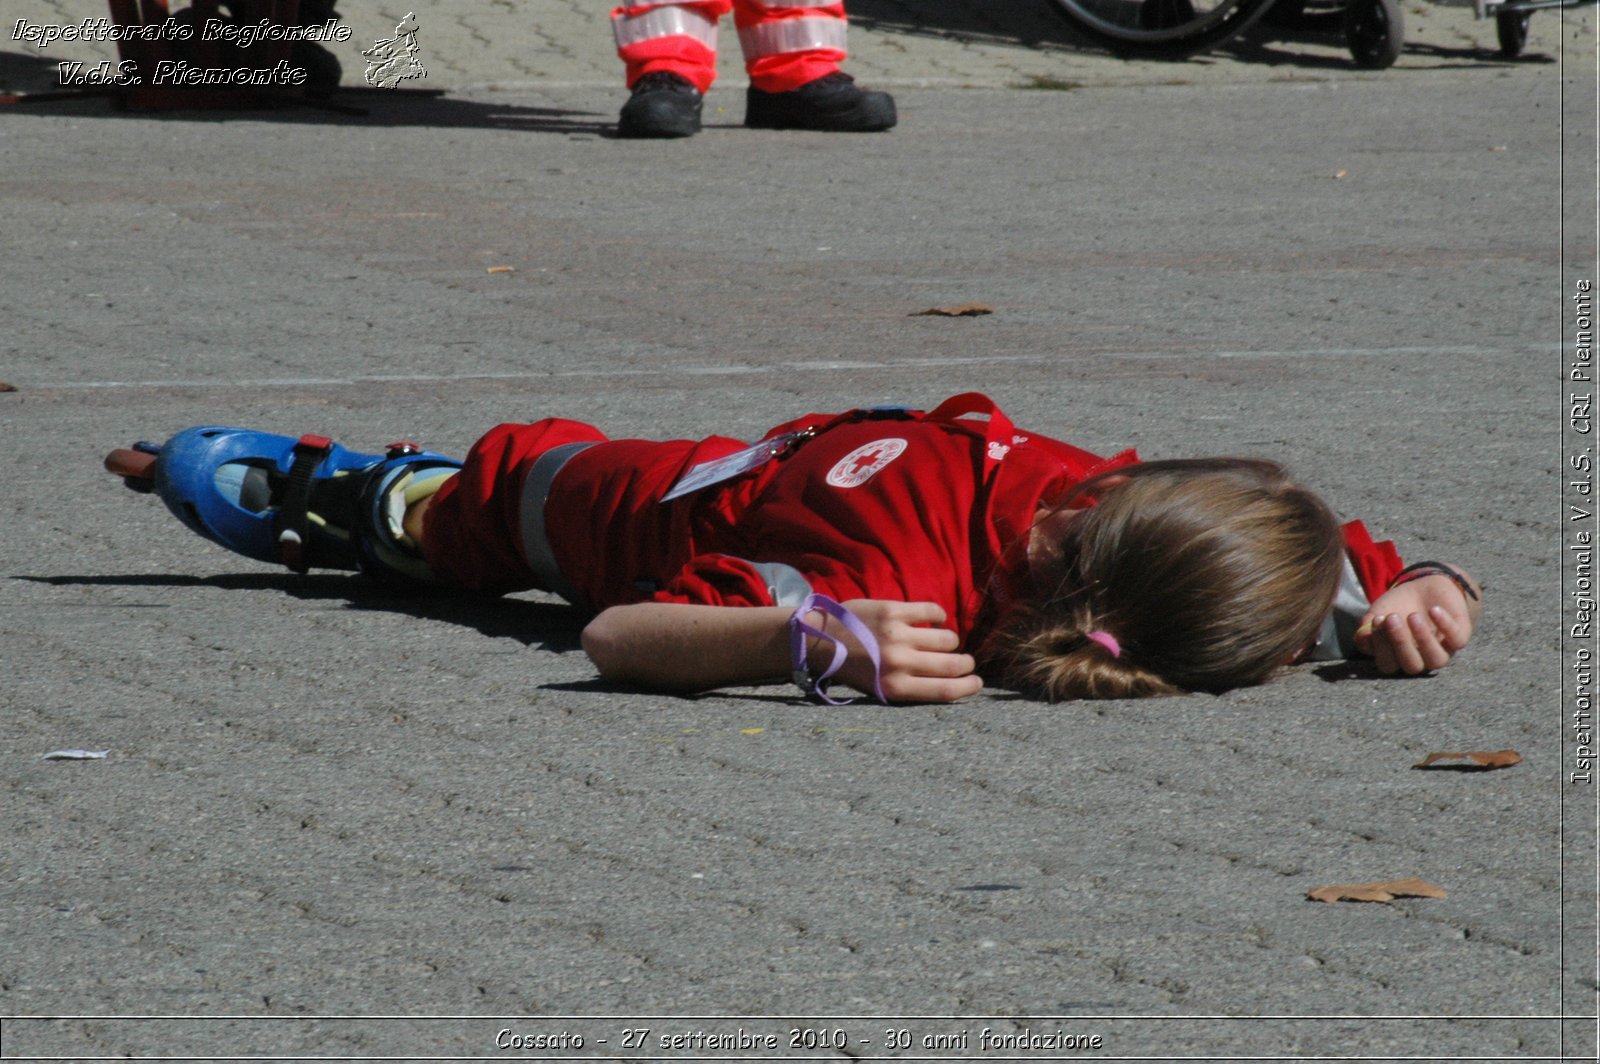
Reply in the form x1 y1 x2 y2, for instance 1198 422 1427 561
580 598 984 702
581 603 795 691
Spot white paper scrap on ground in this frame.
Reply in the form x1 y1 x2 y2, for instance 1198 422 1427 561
41 749 110 761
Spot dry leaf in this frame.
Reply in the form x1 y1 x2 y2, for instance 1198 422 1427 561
1307 876 1447 904
1413 749 1522 771
912 303 993 317
486 265 515 274
0 382 16 392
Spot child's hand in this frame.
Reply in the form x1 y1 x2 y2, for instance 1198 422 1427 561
1353 567 1481 676
833 599 983 703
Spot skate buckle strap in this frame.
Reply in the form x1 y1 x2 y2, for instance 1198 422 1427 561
276 434 335 573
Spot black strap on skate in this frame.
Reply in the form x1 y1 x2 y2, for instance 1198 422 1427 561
275 434 335 573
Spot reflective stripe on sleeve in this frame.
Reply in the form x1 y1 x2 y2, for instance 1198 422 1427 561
737 15 846 57
613 4 720 49
518 441 598 607
738 559 815 607
1306 555 1372 661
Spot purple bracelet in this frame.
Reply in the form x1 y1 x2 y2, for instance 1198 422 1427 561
789 593 886 705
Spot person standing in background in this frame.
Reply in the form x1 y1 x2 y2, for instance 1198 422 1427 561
610 0 896 137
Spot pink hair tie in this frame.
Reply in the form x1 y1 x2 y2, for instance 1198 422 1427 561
1086 631 1121 658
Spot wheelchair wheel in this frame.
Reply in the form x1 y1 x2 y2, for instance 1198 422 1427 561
1261 0 1346 31
1495 10 1530 56
1343 0 1404 68
1051 0 1281 59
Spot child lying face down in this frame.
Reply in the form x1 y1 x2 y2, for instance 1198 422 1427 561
107 392 1480 704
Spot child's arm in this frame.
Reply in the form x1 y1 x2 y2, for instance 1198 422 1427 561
1352 565 1482 675
581 599 984 703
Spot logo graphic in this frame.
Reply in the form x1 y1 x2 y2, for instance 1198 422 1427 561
363 12 425 88
825 438 907 488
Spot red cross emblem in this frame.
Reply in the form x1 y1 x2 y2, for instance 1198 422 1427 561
850 448 885 474
826 438 907 488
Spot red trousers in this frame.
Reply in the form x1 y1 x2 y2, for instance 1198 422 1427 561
420 418 749 602
421 418 604 596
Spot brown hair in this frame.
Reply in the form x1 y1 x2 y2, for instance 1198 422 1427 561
994 459 1345 700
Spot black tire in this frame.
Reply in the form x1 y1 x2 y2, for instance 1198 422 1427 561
1261 0 1345 32
1495 11 1530 57
1343 0 1405 68
1051 0 1281 59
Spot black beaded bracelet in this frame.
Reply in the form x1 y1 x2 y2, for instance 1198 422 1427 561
1390 561 1479 602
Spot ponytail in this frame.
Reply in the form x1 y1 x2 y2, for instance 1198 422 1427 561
1004 616 1181 701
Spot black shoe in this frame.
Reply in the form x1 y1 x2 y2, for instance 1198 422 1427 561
744 72 896 132
617 71 703 138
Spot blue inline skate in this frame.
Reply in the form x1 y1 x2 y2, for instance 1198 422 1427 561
105 427 460 584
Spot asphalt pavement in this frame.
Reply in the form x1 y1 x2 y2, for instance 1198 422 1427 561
1 1 1597 1061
